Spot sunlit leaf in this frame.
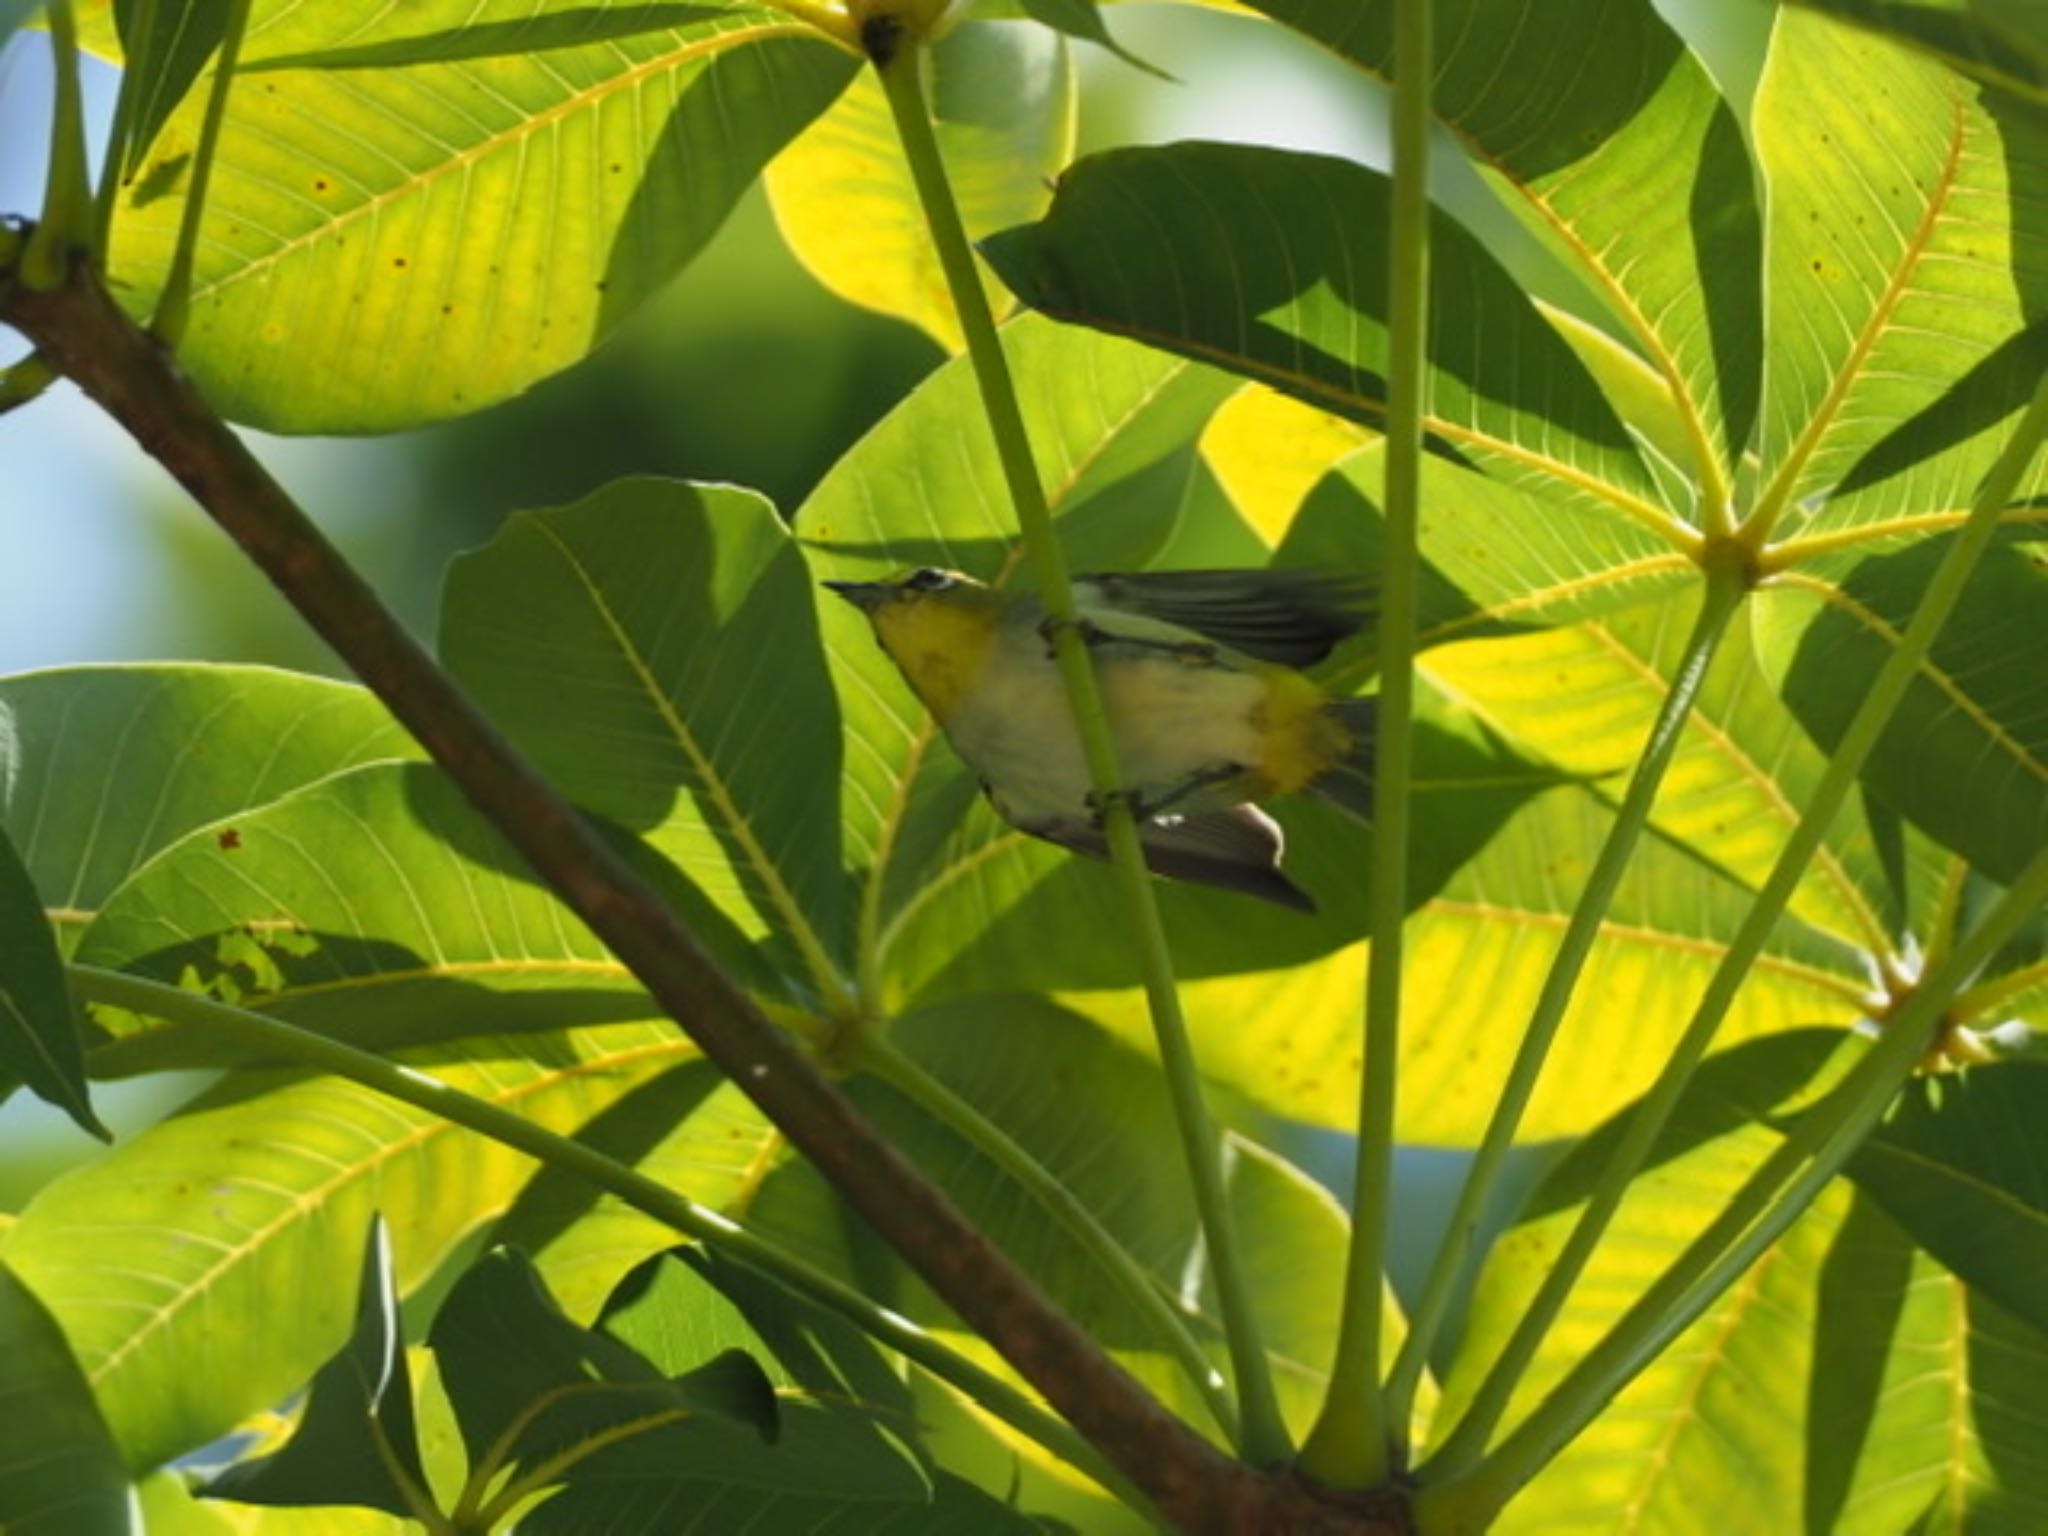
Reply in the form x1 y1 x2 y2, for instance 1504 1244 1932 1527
138 1468 405 1533
1279 449 1696 650
1443 1124 1851 1530
746 998 1393 1439
1752 5 2048 538
0 1022 697 1471
1017 0 1164 78
74 762 675 1073
1786 0 2048 105
0 1261 130 1536
1248 0 1762 490
1197 385 1372 546
1806 1193 2048 1534
1426 588 1905 954
107 6 857 430
525 1467 1052 1534
0 666 412 947
767 20 1074 350
1065 776 1868 1142
487 1065 777 1325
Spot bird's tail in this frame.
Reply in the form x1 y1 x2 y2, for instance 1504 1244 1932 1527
1308 697 1376 822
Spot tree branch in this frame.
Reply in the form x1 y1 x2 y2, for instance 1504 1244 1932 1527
0 248 1405 1536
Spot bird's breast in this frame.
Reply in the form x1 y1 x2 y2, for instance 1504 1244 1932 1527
943 639 1274 825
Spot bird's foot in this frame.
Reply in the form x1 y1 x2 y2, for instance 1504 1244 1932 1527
1038 613 1111 658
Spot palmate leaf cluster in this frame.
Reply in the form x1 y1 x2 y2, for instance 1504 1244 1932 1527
0 0 2044 1532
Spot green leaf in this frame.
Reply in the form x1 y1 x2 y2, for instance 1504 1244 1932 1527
106 7 856 431
203 1216 428 1518
525 1467 1057 1535
982 142 1675 532
74 762 674 1074
1067 772 1869 1143
0 1022 696 1472
595 1248 932 1502
1806 1193 2048 1534
441 479 855 1001
1755 534 2048 885
0 1260 131 1536
1428 587 1907 955
1277 448 1696 649
0 665 412 947
0 827 105 1137
1440 1037 2048 1527
111 0 230 173
1844 1063 2048 1336
139 1470 407 1534
1247 0 1762 488
1786 0 2048 105
1017 0 1164 79
427 1247 775 1490
1752 5 2048 537
487 1063 779 1325
1442 1124 1852 1529
766 19 1075 350
240 3 769 69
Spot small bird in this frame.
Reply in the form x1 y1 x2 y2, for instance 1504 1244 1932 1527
825 566 1376 910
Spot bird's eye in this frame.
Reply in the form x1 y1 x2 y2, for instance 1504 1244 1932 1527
904 567 954 592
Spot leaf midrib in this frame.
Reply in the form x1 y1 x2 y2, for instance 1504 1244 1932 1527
1772 570 2048 789
531 521 852 1005
1016 303 1698 549
1579 618 1895 954
1422 897 1868 1003
1751 85 1970 532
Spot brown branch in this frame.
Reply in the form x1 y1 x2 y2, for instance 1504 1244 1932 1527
1 248 1406 1536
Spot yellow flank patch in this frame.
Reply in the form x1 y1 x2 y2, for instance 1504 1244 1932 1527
871 596 1001 722
1254 666 1349 794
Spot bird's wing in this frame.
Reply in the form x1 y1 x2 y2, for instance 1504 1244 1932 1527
1073 569 1374 667
1028 804 1314 912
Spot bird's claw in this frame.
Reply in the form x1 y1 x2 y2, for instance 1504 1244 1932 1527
1085 786 1147 826
1039 613 1108 656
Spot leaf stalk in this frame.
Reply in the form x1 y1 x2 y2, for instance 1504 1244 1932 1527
1423 839 2048 1531
22 0 93 291
871 35 1290 1465
1297 0 1431 1491
1422 369 2048 1481
65 963 1141 1507
1383 558 1747 1443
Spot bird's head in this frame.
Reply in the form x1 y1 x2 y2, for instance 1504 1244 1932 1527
823 567 1006 719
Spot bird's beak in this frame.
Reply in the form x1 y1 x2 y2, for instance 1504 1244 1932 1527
822 579 890 613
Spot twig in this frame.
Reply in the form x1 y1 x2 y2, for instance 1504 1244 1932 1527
0 251 1397 1534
